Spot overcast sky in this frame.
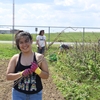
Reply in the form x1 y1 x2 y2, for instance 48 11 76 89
0 0 100 32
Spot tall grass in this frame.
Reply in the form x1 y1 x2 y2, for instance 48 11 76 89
0 32 100 42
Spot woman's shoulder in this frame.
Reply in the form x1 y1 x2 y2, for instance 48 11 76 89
35 52 44 63
35 52 44 58
43 35 46 38
13 53 19 57
36 35 41 39
11 53 20 60
36 35 41 37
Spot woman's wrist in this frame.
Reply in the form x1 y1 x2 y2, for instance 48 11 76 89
19 71 23 77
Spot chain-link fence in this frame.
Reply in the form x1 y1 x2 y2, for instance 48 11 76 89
0 25 100 45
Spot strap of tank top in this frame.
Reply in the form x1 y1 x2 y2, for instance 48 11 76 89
34 52 37 63
15 52 21 68
18 52 22 63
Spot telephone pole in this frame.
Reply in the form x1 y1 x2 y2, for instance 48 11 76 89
12 0 15 47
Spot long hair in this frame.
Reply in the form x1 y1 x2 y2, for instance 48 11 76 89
39 30 44 35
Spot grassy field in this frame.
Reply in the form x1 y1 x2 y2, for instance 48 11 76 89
0 32 100 42
0 43 37 59
0 43 100 100
0 34 100 100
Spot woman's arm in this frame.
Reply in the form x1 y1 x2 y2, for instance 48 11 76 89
36 40 41 48
39 58 49 79
37 54 49 79
6 54 21 81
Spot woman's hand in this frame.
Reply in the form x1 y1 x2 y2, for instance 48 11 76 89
31 62 41 75
20 68 32 77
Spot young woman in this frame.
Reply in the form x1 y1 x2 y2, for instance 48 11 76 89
6 30 49 100
36 30 47 55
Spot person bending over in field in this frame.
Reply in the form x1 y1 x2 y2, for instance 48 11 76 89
58 44 73 54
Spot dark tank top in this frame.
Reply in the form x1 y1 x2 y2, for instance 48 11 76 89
13 52 43 94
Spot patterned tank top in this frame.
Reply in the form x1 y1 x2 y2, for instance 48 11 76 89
13 52 43 94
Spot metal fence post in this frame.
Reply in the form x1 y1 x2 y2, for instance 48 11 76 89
98 39 100 50
12 0 15 48
82 27 85 47
48 27 50 47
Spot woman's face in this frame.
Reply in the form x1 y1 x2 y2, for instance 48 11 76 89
41 31 44 36
18 36 32 53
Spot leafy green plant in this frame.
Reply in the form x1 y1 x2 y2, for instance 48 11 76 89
48 43 100 100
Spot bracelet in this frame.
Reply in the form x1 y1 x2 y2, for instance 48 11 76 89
35 67 42 75
19 71 23 77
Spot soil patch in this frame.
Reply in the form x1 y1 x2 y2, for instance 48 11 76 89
0 59 65 100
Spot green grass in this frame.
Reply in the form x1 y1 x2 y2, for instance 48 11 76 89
0 43 37 59
0 34 13 41
46 32 100 42
0 32 100 42
0 33 100 100
0 44 19 59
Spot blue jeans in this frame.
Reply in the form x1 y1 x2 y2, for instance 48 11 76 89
12 88 42 100
37 46 45 54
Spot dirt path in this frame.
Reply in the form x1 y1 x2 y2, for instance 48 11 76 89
0 59 64 100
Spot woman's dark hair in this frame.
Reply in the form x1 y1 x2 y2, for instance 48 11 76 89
39 30 44 35
15 30 33 50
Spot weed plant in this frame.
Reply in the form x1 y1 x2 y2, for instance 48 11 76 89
46 42 100 100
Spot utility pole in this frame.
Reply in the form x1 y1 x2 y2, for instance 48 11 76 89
12 0 15 47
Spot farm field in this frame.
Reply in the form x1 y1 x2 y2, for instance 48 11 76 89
0 32 100 100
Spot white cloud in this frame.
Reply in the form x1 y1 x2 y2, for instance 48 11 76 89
54 0 74 6
0 0 100 32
